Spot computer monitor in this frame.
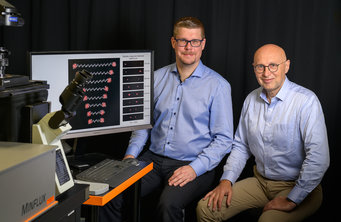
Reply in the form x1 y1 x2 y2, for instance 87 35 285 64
29 50 154 139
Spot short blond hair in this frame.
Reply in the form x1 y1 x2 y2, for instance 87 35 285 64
173 17 205 39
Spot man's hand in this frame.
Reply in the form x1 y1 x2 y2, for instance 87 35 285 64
263 196 297 212
202 180 232 212
123 155 135 160
168 165 197 187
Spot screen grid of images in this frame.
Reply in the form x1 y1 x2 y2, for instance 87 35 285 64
68 58 146 131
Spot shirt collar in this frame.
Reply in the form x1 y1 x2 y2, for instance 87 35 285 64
275 76 290 101
171 60 204 78
260 76 290 102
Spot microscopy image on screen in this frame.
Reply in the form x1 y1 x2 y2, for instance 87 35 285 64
68 58 120 130
122 60 145 122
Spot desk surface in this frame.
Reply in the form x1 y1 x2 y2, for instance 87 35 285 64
83 161 153 206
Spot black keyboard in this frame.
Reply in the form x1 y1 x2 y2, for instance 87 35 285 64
75 159 141 188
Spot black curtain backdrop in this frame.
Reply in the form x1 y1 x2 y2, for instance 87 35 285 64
1 0 340 220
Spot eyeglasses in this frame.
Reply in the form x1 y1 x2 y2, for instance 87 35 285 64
174 38 204 47
253 60 287 73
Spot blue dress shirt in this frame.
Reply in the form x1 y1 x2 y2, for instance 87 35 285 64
221 77 330 204
126 61 234 177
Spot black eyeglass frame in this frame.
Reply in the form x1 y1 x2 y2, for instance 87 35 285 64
173 38 204 47
253 60 288 73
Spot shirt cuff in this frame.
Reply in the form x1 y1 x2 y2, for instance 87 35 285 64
220 170 238 184
125 145 140 158
189 159 206 177
287 185 310 205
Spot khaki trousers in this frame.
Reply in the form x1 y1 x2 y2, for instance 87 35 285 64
197 166 322 222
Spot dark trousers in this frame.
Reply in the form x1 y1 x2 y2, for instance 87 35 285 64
99 150 216 222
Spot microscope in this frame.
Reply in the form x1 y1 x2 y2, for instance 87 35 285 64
0 0 27 89
32 70 92 195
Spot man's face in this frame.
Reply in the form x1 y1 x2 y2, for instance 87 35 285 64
253 46 290 97
171 27 205 67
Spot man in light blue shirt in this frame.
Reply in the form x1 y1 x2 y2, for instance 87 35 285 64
99 17 233 222
197 44 329 222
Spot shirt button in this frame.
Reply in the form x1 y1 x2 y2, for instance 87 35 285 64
174 112 176 115
167 142 170 144
177 98 179 100
170 127 173 130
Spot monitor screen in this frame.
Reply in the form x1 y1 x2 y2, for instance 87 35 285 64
29 50 153 139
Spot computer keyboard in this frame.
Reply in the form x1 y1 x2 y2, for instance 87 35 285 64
75 158 141 188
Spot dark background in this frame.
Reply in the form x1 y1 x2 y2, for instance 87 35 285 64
1 0 340 221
